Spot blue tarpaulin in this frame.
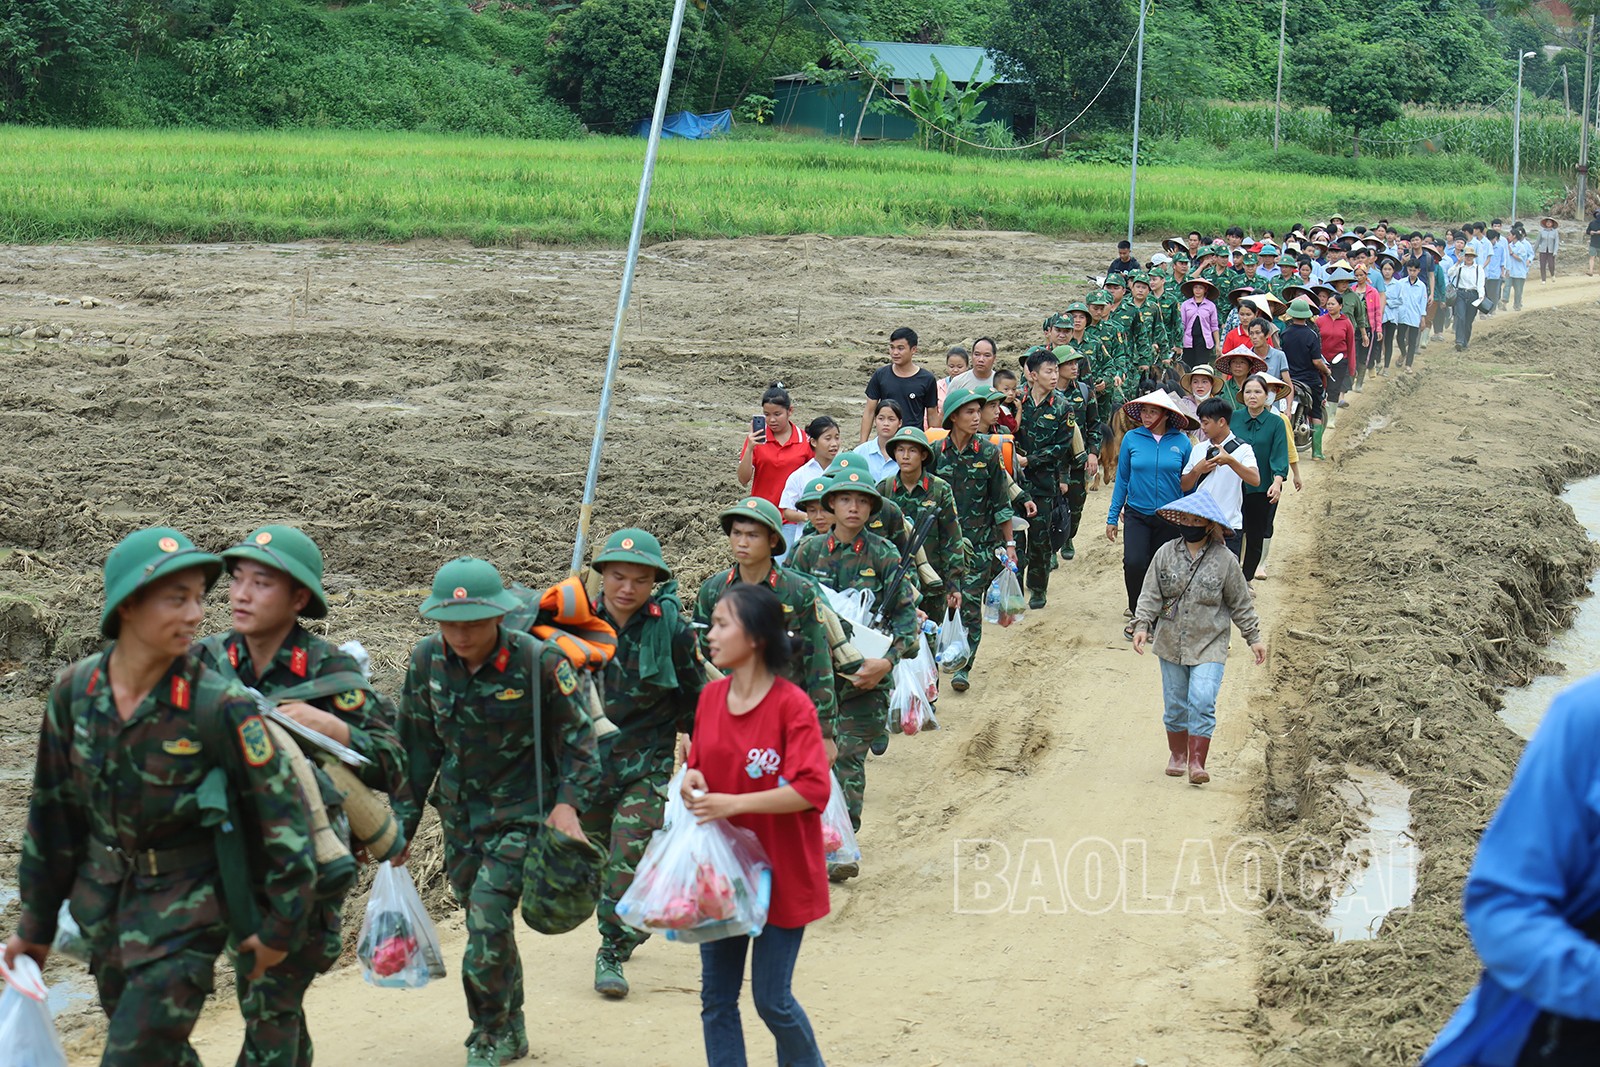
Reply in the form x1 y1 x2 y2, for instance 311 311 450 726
634 109 733 139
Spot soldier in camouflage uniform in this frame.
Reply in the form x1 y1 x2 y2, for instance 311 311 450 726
826 452 908 556
929 387 1029 693
787 470 919 875
194 524 407 1067
695 496 838 750
1126 271 1168 378
1085 289 1133 416
877 427 964 621
1150 270 1182 370
1014 348 1080 607
394 557 602 1067
8 527 317 1067
1054 348 1101 560
583 528 702 1000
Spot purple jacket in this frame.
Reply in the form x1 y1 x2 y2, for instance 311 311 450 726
1179 297 1219 350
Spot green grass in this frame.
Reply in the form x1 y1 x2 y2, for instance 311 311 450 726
0 126 1535 246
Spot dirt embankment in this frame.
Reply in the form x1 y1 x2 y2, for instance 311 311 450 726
1251 301 1600 1064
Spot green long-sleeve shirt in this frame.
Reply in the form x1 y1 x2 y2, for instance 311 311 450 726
1229 407 1290 495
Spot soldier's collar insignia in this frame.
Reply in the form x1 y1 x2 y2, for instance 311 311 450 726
289 646 308 678
170 675 191 710
493 647 511 673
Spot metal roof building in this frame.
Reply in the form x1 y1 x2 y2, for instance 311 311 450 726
772 41 1020 142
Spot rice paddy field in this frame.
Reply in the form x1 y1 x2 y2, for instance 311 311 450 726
0 125 1538 246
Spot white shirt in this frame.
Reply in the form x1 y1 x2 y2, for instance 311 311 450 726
778 458 824 549
1449 260 1487 297
1182 435 1258 533
946 368 997 395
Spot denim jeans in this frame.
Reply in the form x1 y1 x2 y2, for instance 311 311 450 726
1158 657 1227 737
700 924 824 1067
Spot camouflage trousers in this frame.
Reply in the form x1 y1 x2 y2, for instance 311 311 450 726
232 901 342 1067
1066 465 1088 541
956 550 1003 673
95 945 217 1067
833 684 889 831
445 825 530 1044
580 743 673 958
1017 476 1061 594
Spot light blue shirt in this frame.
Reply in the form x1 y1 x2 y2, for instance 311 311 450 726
1386 277 1428 327
1486 238 1508 280
1423 676 1600 1066
851 440 898 484
1507 238 1533 280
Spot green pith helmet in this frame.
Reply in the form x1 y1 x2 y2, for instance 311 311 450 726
419 557 521 622
1063 300 1089 317
885 426 934 464
824 453 873 481
591 527 671 582
795 476 833 508
1043 312 1071 331
1286 297 1315 319
719 495 783 539
941 386 986 428
100 527 224 638
1128 270 1151 285
1055 344 1086 366
1171 252 1191 264
822 468 883 514
221 524 329 618
1087 288 1112 306
519 824 605 936
1104 272 1127 288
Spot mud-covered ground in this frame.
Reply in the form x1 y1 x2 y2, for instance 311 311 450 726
1 235 1597 1064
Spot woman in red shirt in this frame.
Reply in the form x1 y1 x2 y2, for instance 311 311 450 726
1315 292 1355 414
684 582 829 1067
738 383 813 507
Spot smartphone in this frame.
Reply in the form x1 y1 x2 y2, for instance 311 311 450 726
751 415 766 444
1206 445 1221 460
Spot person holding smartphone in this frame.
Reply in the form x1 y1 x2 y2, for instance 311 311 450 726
738 383 812 508
684 583 830 1067
1179 397 1259 558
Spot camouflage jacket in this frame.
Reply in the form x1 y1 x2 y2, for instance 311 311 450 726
933 433 1016 550
863 496 909 557
194 625 406 796
1016 387 1081 486
786 529 920 673
394 628 603 842
878 471 966 590
595 592 703 758
17 650 317 963
1155 291 1182 353
1125 298 1164 366
694 564 838 738
1059 379 1100 455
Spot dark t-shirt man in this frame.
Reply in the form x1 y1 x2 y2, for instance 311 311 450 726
1107 254 1141 276
866 364 938 431
1587 213 1600 250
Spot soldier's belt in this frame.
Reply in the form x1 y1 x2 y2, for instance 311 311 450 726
91 836 215 879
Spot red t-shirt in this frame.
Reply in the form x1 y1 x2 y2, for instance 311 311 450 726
740 425 812 507
1316 314 1355 368
688 675 830 929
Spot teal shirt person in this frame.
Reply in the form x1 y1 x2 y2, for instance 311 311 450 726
1228 407 1289 494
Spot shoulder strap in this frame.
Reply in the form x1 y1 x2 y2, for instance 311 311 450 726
522 635 547 822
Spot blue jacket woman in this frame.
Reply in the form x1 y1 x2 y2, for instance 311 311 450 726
1423 675 1600 1066
1106 391 1195 632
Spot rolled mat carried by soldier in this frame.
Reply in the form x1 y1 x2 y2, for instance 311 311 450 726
392 557 603 1067
583 528 705 1000
786 470 920 880
192 523 409 1067
6 527 318 1067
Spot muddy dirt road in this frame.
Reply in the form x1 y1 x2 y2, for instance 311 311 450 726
0 236 1595 1066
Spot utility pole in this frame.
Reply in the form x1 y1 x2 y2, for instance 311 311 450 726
1565 64 1572 117
1127 0 1149 243
1274 0 1287 153
1514 51 1536 222
1579 14 1595 216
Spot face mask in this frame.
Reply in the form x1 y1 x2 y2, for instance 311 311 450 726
1181 525 1209 543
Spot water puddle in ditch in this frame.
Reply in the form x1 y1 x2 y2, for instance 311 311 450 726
1498 474 1600 740
1322 766 1419 942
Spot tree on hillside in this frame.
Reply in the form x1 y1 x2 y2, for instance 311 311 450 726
1324 43 1402 157
546 0 713 128
0 0 124 120
987 0 1136 143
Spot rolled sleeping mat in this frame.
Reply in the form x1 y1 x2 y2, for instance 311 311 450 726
262 719 358 899
318 758 406 863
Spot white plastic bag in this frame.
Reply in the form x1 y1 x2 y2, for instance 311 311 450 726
888 660 938 735
983 560 1027 627
616 780 773 945
391 863 446 979
357 864 436 989
819 772 860 865
913 635 940 703
50 902 89 967
936 609 971 673
0 955 67 1067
